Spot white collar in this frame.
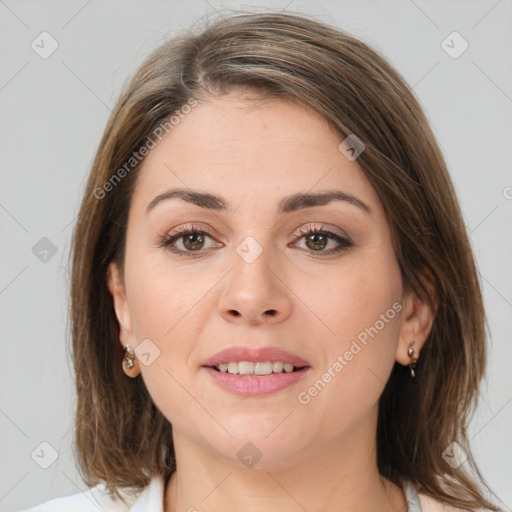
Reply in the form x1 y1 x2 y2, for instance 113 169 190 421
403 480 422 512
127 475 165 512
88 475 165 512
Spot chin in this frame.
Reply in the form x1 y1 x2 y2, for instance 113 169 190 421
199 422 312 467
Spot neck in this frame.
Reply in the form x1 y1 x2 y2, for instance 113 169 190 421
164 408 407 512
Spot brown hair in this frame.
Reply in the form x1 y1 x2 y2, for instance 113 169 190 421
70 11 497 510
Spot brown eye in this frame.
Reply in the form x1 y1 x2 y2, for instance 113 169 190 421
159 227 221 257
304 232 328 251
182 232 206 251
293 226 353 256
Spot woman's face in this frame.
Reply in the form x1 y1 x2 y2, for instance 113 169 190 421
108 91 413 467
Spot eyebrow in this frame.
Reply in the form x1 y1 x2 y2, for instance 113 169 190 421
146 188 372 215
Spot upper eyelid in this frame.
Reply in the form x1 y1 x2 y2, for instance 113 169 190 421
165 223 348 241
294 222 348 239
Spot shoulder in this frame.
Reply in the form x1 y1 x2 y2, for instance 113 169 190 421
418 490 477 512
402 480 473 512
16 477 163 512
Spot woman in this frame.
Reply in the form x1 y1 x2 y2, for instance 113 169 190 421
22 11 498 512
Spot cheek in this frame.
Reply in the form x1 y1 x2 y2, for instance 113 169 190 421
125 259 210 340
300 250 402 347
294 248 402 411
124 258 222 384
125 265 215 429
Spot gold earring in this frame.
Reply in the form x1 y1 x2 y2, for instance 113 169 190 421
123 345 135 370
407 340 418 378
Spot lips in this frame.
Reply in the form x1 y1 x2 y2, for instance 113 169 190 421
202 346 310 369
202 346 311 396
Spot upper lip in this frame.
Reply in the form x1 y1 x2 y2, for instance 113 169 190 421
203 346 310 368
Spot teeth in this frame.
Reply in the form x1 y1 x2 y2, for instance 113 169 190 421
272 361 284 373
216 361 300 376
254 361 273 375
238 361 254 375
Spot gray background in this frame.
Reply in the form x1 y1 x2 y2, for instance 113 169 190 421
1 0 511 510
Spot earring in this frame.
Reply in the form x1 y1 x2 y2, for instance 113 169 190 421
407 340 418 378
123 345 135 370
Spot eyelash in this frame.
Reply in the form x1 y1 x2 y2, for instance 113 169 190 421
158 224 353 258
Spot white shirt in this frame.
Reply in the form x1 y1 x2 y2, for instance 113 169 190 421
19 475 459 511
19 476 164 512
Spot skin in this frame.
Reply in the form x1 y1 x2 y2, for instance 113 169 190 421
107 90 435 512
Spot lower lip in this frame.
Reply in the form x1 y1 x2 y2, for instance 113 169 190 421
203 367 311 396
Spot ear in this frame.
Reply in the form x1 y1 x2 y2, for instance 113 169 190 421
396 270 439 366
106 262 140 377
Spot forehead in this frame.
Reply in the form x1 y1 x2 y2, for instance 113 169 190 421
131 93 381 215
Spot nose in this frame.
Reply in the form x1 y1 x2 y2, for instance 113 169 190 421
217 246 292 327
